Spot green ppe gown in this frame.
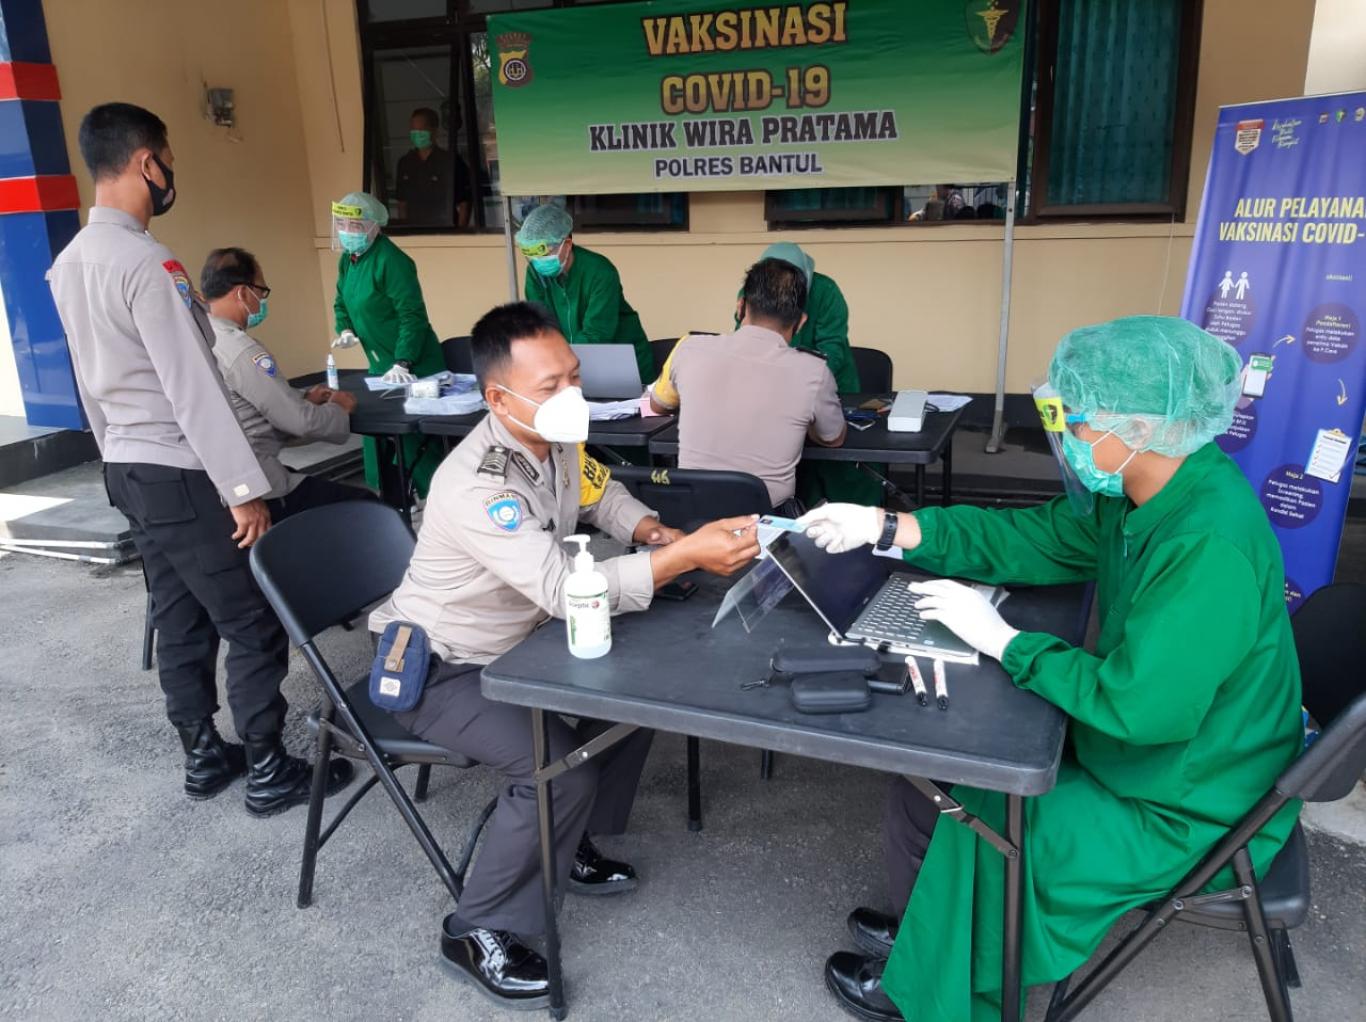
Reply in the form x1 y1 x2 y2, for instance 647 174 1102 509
524 245 654 383
881 442 1303 1021
333 234 445 497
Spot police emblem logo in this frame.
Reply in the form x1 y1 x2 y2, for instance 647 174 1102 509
964 0 1019 54
484 491 524 532
162 259 194 309
252 352 278 378
497 32 533 88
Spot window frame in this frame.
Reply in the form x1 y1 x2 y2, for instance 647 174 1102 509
1026 0 1204 222
358 0 688 235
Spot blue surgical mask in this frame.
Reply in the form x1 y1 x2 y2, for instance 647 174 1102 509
530 242 565 278
1061 430 1136 498
339 229 372 256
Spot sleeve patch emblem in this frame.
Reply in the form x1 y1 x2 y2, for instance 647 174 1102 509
483 491 523 532
251 353 278 377
162 259 194 309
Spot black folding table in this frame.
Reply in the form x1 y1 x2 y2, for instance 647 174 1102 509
481 565 1088 1020
419 411 678 462
647 395 967 507
340 371 426 526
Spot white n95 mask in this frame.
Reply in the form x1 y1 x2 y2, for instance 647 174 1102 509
497 384 590 443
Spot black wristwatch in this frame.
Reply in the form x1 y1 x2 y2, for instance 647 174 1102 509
874 509 899 551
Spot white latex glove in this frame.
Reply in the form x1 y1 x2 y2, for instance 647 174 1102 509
910 580 1019 661
796 503 882 553
381 364 417 386
331 330 360 349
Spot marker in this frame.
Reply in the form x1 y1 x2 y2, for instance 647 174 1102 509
905 656 928 706
933 659 949 711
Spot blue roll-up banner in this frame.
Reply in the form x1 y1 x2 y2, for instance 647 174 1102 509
1182 92 1366 609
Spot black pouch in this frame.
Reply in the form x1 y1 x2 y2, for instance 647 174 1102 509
790 674 872 714
770 645 879 682
369 622 432 713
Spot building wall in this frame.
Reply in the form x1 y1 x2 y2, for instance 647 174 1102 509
40 0 328 380
1305 0 1366 95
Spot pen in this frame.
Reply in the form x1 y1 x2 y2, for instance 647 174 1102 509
933 659 949 711
905 656 928 706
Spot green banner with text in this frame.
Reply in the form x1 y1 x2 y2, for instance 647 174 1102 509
488 0 1026 195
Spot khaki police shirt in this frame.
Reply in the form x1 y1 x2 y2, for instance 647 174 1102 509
369 412 657 665
47 207 269 505
650 324 845 506
209 316 349 499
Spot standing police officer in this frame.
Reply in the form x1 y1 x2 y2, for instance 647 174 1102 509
48 103 350 815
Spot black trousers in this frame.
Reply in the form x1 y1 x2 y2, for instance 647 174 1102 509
884 775 942 913
395 661 655 935
268 474 377 521
106 463 288 739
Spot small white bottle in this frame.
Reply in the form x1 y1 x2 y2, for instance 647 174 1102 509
325 353 340 391
563 535 611 659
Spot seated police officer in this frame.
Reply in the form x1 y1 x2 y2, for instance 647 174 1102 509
369 302 759 1009
649 257 846 516
200 247 373 517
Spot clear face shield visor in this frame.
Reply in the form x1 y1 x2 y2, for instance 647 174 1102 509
330 202 379 253
1032 380 1094 516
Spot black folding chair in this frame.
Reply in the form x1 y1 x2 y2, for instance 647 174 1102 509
441 335 473 374
1046 582 1366 1022
608 463 777 825
850 346 894 393
650 337 679 375
249 501 495 909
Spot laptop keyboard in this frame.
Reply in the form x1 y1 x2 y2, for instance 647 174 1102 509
851 573 932 644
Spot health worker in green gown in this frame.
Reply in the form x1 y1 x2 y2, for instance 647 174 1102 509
517 203 654 383
329 191 445 497
798 316 1304 1022
750 242 882 507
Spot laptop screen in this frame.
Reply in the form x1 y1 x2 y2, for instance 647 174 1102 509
765 531 890 636
571 343 644 399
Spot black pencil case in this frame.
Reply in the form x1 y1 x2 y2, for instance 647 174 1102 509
789 673 873 714
770 645 879 681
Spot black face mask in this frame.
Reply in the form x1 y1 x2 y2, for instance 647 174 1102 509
143 153 176 216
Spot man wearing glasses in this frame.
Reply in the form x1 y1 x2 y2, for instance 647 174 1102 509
201 247 372 517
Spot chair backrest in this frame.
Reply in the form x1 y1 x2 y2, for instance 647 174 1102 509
850 346 893 392
1279 582 1366 802
607 464 771 530
249 501 415 646
650 336 681 375
442 336 473 374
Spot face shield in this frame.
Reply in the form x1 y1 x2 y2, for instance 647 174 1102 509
1032 380 1094 516
330 202 380 254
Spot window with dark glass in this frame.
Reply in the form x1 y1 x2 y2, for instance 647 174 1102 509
359 0 687 233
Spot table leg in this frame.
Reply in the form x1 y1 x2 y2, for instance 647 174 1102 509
1001 794 1024 1022
941 439 954 507
393 438 413 529
532 708 567 1020
686 735 702 832
915 464 926 508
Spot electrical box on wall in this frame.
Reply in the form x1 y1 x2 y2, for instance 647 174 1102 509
205 87 235 128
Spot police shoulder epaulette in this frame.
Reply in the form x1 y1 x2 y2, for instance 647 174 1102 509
797 347 828 359
477 445 510 481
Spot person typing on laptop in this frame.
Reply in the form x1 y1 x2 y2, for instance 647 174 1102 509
648 257 847 516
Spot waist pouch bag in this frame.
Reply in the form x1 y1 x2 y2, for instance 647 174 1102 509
369 622 433 712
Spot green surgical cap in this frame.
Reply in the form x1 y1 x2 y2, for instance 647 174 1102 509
762 242 814 287
517 204 574 248
1049 315 1242 457
333 191 388 227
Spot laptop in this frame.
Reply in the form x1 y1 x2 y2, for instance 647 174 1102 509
572 343 645 399
764 530 985 663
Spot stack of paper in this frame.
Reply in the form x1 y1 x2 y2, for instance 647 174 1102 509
588 399 641 421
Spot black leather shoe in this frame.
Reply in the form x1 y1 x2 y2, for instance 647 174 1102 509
440 917 550 1010
568 835 637 896
825 951 903 1021
176 719 246 799
848 907 899 959
243 736 353 817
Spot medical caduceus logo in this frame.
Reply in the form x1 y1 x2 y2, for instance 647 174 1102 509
965 0 1019 54
497 32 533 88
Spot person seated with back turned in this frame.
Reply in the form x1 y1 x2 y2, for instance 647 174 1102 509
649 256 846 517
368 301 759 1011
201 247 373 519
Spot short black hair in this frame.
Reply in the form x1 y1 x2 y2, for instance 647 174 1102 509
78 103 168 181
410 107 439 131
471 302 561 387
741 257 808 329
200 247 261 300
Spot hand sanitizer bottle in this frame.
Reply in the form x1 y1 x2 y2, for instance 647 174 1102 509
325 353 340 391
564 535 611 659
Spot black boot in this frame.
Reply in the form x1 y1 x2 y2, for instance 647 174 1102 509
243 735 353 818
176 719 246 799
